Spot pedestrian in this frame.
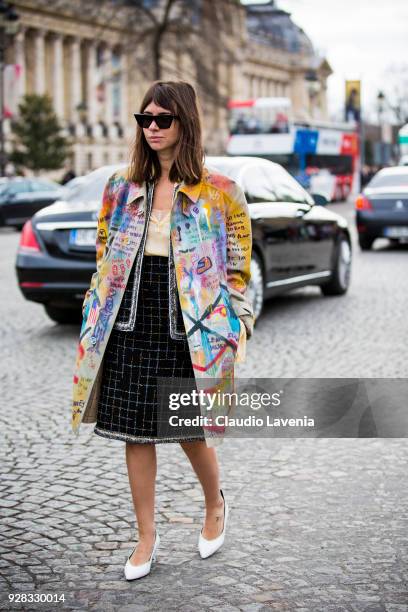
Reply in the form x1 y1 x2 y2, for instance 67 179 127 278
72 80 254 581
61 168 76 185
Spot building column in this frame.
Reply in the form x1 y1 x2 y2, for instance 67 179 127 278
86 40 97 127
119 50 128 130
69 37 82 123
101 44 113 130
51 34 64 118
33 29 46 94
290 71 309 120
254 76 260 98
229 60 245 99
14 27 26 101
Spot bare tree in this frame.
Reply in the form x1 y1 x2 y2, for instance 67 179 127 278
117 0 200 80
73 0 241 106
382 62 408 125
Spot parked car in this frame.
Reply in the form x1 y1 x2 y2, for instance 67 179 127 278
207 157 352 320
355 166 408 250
0 177 65 229
16 158 352 324
60 174 87 197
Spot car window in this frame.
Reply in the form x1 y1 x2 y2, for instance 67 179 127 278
368 173 408 188
240 165 278 203
30 180 60 192
269 164 313 204
6 181 32 195
64 166 124 203
242 163 312 205
0 182 9 196
65 178 105 203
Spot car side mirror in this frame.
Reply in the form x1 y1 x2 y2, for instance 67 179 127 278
311 193 328 206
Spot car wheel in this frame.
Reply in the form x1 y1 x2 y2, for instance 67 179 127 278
247 252 264 323
358 235 374 250
321 235 352 296
44 305 81 325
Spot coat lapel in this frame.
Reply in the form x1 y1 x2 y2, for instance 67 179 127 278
125 181 146 210
177 167 211 215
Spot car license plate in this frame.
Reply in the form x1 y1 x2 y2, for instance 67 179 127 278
383 226 408 238
69 228 96 246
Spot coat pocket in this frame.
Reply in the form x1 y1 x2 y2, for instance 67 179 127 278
227 285 254 340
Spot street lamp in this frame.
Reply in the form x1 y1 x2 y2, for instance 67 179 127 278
377 90 386 167
0 1 19 177
377 90 385 115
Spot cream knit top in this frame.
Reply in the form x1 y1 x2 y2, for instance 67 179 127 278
144 209 247 362
145 209 172 256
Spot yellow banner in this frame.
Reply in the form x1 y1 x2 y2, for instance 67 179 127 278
345 80 361 122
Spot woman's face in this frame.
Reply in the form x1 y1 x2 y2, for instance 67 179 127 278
142 101 180 154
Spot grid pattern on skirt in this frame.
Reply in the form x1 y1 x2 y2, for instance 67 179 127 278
94 254 206 444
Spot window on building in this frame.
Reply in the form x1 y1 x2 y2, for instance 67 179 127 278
140 0 159 7
190 0 201 24
112 50 121 121
96 46 103 68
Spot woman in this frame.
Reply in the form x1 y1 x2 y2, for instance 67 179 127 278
72 80 254 581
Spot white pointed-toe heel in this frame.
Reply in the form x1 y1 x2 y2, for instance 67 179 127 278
124 530 160 581
198 489 229 559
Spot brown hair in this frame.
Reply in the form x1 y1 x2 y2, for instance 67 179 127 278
128 80 205 185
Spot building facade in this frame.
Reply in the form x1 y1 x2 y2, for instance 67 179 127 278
4 0 332 176
242 2 331 122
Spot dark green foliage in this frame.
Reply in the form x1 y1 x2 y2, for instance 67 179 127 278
9 94 72 173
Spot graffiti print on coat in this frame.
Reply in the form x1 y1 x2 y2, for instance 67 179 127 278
72 167 254 447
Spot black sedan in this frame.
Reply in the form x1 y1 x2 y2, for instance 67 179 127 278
0 177 65 229
16 158 352 324
356 166 408 250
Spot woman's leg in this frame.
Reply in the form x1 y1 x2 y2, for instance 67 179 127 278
180 440 225 539
125 442 157 564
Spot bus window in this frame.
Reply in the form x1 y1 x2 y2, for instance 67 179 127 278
229 99 291 136
306 154 353 176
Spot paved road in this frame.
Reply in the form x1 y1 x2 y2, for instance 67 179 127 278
1 199 407 611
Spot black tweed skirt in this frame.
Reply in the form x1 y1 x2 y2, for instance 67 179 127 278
94 254 205 444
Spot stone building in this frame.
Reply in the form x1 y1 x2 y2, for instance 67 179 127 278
4 0 332 176
241 1 332 122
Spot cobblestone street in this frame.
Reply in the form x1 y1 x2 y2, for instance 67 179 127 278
1 199 407 611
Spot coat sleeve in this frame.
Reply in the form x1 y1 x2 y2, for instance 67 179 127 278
224 181 255 340
81 172 117 316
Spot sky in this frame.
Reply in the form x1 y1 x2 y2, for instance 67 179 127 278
241 0 408 124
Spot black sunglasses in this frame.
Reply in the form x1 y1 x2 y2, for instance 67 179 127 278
134 113 178 129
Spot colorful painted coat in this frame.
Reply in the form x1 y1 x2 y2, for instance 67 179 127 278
71 166 254 447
